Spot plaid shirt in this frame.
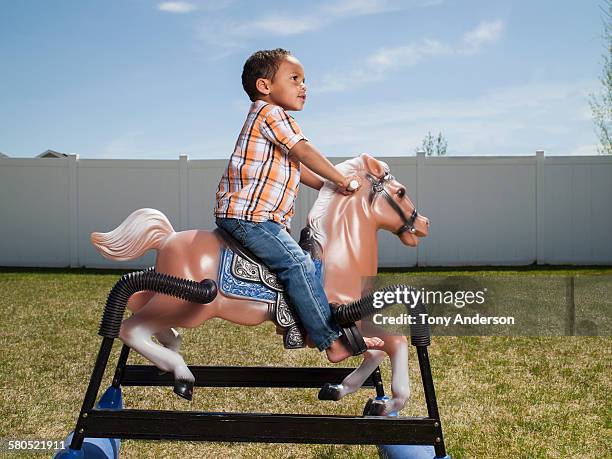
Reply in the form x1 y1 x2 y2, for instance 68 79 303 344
215 100 306 228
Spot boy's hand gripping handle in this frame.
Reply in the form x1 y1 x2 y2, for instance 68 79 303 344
347 179 360 191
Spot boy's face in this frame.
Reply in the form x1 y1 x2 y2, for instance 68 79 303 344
259 56 307 111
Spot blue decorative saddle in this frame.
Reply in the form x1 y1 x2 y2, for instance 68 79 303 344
216 227 323 349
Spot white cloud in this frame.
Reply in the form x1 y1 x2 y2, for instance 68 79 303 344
323 0 397 16
246 0 398 36
367 39 451 68
197 0 443 52
249 15 324 36
158 2 197 13
316 20 504 93
300 79 599 156
319 39 451 92
459 20 505 54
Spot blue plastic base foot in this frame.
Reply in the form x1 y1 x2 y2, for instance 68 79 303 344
375 397 450 459
96 386 123 410
53 386 123 459
53 433 119 459
378 444 450 459
53 446 84 459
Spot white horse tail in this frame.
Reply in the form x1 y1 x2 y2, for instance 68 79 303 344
90 208 175 261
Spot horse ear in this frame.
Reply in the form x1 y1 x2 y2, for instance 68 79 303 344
361 153 386 178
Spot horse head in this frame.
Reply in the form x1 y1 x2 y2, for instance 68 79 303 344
359 153 429 246
313 154 429 248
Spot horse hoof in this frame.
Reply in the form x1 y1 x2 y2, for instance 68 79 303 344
363 398 386 416
174 379 194 401
318 383 342 401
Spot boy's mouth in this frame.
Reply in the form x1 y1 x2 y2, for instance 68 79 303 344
298 94 307 101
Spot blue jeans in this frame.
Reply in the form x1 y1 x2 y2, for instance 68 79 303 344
216 217 342 351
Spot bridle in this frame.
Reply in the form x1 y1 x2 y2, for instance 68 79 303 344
365 172 419 235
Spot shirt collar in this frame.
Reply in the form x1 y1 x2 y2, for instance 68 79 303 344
252 99 269 110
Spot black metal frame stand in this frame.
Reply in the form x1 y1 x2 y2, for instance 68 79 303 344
65 270 449 457
67 340 448 457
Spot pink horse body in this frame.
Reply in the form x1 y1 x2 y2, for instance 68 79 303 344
91 154 429 415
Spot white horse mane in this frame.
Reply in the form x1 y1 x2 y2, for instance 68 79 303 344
307 155 390 247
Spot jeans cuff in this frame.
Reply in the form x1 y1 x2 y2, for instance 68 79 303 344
316 330 343 352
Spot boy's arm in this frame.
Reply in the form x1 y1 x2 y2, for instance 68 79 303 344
299 165 324 190
289 140 359 192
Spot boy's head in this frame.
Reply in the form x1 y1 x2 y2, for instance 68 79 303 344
242 48 307 111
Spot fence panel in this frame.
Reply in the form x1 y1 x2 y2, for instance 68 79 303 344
77 160 180 269
539 157 612 264
417 157 537 265
0 159 71 266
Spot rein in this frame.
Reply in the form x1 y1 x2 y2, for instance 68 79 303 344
365 173 418 235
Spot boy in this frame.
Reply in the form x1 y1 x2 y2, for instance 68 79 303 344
215 48 383 362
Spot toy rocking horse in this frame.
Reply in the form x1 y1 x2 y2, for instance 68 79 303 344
90 153 429 416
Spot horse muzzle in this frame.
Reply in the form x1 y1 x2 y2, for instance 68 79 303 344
412 215 429 237
399 215 429 246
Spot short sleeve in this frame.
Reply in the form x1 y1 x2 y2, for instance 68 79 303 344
260 106 307 154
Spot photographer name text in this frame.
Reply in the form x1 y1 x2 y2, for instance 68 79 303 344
372 312 515 326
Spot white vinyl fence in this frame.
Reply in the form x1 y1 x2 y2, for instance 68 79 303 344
1 152 611 268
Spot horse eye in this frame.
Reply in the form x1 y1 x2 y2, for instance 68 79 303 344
397 188 405 198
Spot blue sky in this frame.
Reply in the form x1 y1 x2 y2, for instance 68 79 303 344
0 0 605 158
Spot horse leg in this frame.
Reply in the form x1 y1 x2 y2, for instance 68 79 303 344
127 292 183 352
319 350 386 401
154 327 182 352
120 315 195 400
380 336 410 415
358 336 410 416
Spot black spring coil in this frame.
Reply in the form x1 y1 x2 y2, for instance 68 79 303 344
98 267 218 339
334 284 431 347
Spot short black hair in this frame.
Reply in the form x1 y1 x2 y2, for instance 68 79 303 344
242 48 291 102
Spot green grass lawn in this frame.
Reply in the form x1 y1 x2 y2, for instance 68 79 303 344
0 267 610 458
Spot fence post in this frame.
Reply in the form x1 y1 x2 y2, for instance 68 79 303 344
565 276 576 336
416 150 425 267
535 150 545 264
68 154 79 268
179 154 189 232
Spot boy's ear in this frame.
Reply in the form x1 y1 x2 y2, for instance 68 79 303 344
255 78 271 96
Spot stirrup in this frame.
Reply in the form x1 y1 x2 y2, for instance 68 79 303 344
330 302 367 356
340 323 367 356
